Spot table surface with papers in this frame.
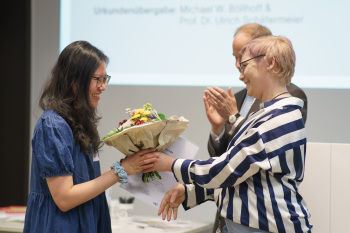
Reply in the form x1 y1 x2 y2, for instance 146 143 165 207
112 216 212 233
0 213 212 233
0 212 24 233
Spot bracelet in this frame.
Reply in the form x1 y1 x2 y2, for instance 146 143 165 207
110 161 128 183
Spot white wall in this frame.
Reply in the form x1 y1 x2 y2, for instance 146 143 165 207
299 143 350 233
31 0 350 224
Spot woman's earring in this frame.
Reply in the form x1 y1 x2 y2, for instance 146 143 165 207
267 66 270 71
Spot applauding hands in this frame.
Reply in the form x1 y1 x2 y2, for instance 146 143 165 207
203 86 239 135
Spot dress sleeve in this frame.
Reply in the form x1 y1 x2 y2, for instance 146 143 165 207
32 114 75 179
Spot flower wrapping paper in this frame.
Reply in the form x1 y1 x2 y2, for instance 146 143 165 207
104 116 189 156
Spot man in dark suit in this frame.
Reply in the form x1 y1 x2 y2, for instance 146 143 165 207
204 23 308 233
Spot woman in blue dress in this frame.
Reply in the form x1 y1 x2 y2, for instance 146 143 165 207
23 41 158 233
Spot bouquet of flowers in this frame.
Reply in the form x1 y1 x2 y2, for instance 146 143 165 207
103 103 189 183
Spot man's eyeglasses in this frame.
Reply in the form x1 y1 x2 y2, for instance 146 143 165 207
91 75 111 87
239 55 265 73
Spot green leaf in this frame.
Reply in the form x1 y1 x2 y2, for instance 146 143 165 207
102 126 131 140
158 113 166 120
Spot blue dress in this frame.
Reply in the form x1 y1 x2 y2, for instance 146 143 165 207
24 109 111 233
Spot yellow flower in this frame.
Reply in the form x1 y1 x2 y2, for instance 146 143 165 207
140 117 149 122
130 114 141 120
143 103 152 111
142 111 151 116
135 109 144 115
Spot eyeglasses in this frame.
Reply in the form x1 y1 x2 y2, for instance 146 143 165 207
91 75 111 87
239 55 265 73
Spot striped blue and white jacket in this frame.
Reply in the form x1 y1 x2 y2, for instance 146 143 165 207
172 97 312 233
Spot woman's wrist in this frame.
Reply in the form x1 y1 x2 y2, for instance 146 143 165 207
169 158 177 172
110 161 128 183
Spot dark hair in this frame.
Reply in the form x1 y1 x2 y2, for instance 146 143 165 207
39 41 109 155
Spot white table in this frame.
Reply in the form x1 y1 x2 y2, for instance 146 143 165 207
0 214 212 233
112 216 212 233
0 213 24 233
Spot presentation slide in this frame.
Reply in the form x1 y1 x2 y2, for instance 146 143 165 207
60 0 350 88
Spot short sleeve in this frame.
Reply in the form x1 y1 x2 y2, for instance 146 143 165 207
32 112 75 179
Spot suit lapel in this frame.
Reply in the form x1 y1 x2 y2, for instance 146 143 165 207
234 89 247 111
247 98 262 117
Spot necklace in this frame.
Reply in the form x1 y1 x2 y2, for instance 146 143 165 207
271 91 289 101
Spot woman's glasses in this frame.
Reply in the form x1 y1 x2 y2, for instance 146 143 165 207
239 55 265 73
91 75 111 87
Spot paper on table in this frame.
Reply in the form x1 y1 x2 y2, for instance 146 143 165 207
120 136 199 208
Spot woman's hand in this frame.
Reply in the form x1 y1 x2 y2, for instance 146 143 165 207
158 184 186 221
121 148 159 175
204 86 239 123
203 92 225 136
142 152 175 173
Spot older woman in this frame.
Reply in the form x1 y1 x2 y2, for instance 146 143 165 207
144 36 312 233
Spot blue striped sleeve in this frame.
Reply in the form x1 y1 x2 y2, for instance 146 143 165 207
172 128 271 190
181 184 215 210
